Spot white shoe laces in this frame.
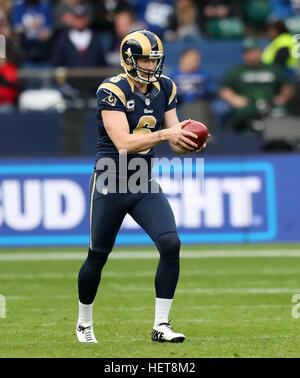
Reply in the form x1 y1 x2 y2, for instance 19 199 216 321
158 321 175 332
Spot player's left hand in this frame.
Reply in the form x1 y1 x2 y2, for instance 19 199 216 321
192 133 211 153
175 139 209 155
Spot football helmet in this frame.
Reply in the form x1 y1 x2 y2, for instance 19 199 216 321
120 30 165 85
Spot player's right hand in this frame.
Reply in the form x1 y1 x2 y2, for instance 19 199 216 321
163 119 199 151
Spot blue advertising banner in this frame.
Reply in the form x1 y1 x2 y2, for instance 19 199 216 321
0 154 299 246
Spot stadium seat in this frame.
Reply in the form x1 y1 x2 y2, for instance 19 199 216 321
18 89 66 113
263 116 300 151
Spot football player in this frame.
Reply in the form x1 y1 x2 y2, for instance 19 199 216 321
76 30 205 344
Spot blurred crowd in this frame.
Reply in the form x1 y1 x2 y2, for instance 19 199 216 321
1 0 300 150
2 0 300 67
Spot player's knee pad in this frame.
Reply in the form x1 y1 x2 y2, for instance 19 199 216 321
155 232 181 261
86 248 109 271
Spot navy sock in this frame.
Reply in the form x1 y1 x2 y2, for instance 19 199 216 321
78 248 109 305
154 232 181 299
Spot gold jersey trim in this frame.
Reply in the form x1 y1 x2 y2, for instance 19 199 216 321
98 83 126 107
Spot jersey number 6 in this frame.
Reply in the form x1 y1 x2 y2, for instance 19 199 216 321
133 116 157 154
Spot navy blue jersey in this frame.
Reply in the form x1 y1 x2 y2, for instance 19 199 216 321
95 73 177 177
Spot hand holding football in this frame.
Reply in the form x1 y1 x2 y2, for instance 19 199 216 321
182 120 210 149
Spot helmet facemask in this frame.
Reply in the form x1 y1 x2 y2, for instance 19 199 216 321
122 49 165 85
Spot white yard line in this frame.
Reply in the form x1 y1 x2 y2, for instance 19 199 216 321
176 288 300 294
107 284 300 294
0 249 300 261
0 268 298 280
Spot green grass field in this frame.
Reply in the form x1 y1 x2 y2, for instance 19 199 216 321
0 244 300 358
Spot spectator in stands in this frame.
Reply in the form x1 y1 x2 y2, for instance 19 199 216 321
105 6 145 66
262 19 299 76
270 0 300 20
0 55 18 112
197 0 244 39
170 48 216 130
54 0 94 32
198 0 243 20
91 0 132 34
0 8 24 66
0 8 10 39
11 0 53 65
219 38 294 132
0 0 11 17
132 0 175 38
164 0 202 41
52 4 106 68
